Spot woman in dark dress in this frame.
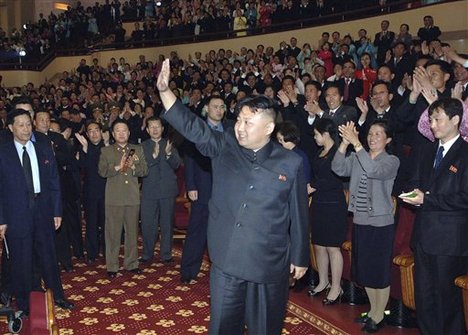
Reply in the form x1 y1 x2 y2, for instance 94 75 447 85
308 118 347 304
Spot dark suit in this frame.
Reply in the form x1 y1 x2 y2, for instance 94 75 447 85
337 78 363 108
0 138 64 312
385 53 415 87
280 99 320 162
323 104 358 127
180 120 233 281
78 141 106 262
163 100 309 335
374 31 395 65
410 137 468 335
140 138 181 262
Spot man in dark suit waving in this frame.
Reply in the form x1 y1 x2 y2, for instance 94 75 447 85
158 59 309 335
0 109 73 315
400 98 468 335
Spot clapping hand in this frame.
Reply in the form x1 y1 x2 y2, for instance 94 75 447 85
75 133 88 153
338 121 359 146
165 140 173 156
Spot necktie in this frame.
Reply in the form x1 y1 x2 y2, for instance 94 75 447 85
433 146 444 170
22 146 35 197
343 79 350 101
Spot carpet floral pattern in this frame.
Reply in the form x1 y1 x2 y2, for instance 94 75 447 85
2 245 331 335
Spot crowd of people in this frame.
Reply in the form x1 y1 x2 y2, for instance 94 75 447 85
0 0 444 63
0 10 467 335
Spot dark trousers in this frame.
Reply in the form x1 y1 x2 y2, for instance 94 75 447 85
55 201 72 268
9 201 64 311
67 199 84 258
140 197 176 261
208 265 289 335
180 202 209 279
84 195 105 261
414 243 467 335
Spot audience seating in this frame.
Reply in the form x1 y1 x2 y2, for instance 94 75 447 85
29 289 58 335
454 275 468 332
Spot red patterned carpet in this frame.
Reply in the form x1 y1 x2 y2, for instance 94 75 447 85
0 241 424 335
1 242 332 335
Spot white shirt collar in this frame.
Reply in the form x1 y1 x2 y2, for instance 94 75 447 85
438 134 460 157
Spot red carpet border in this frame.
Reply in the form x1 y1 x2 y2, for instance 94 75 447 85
1 244 342 335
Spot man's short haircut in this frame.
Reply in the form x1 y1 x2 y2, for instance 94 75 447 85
111 118 129 132
425 59 453 80
146 116 164 129
236 95 277 122
7 108 31 125
393 41 406 49
12 95 33 108
281 75 295 84
86 120 102 131
34 110 51 120
423 15 433 20
325 83 343 96
428 98 463 127
372 80 391 93
276 121 300 145
377 64 393 74
304 80 322 92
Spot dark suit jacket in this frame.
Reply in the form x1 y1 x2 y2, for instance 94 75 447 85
385 53 415 87
280 97 320 161
184 120 234 205
323 104 358 127
337 78 363 108
0 139 62 239
141 138 181 200
410 137 468 256
163 100 309 283
78 141 106 201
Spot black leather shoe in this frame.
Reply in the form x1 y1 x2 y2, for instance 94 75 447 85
87 258 96 265
354 313 370 324
361 318 385 333
128 268 142 274
17 310 29 318
162 258 174 264
138 258 150 264
55 298 74 310
307 282 330 296
63 264 74 273
107 271 118 278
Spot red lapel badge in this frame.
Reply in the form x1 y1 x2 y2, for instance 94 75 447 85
449 165 458 173
44 160 49 165
278 174 287 181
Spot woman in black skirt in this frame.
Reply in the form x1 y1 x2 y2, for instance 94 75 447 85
332 120 400 333
308 118 347 305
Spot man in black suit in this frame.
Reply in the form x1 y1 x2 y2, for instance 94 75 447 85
385 42 415 87
0 109 74 315
158 59 309 335
180 96 233 283
337 60 363 108
374 20 395 66
417 15 441 43
400 98 468 335
279 80 322 161
75 122 108 264
322 84 358 127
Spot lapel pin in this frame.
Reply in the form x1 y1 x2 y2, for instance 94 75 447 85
278 174 287 181
449 165 458 173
